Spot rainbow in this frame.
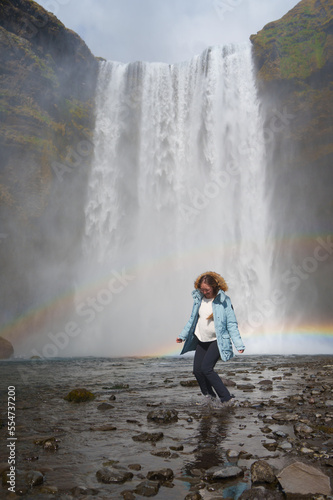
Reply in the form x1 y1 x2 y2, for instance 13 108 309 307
1 236 333 357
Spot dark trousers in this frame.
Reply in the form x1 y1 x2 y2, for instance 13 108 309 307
193 339 231 402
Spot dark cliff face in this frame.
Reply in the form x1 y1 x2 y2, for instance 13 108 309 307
0 0 98 336
0 0 98 218
251 0 333 323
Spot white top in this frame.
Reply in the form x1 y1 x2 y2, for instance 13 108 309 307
194 297 217 342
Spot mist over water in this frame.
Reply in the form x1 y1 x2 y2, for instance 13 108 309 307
72 43 275 357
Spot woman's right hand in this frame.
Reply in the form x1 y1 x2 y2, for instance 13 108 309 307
176 338 183 343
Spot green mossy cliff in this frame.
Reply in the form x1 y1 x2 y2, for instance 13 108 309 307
251 0 333 169
0 0 98 219
251 0 333 321
0 0 99 337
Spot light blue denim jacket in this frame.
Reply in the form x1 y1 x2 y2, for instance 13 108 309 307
179 289 245 361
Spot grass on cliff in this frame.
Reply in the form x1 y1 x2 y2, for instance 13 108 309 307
252 0 333 80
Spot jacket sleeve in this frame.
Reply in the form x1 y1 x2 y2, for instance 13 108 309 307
178 294 198 340
178 301 197 340
225 298 245 351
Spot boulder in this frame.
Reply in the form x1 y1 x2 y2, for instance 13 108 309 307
277 461 331 496
146 468 174 483
64 388 95 402
147 409 178 423
96 467 133 484
0 337 14 359
251 460 276 484
134 480 160 496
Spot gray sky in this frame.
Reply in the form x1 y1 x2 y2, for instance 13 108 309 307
38 0 299 63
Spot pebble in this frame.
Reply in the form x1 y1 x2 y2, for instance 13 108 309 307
132 431 164 442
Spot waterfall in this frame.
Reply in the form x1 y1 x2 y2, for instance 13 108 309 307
75 43 274 357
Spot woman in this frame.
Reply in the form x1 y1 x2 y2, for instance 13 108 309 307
176 271 245 406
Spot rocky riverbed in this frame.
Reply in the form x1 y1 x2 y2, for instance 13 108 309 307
0 355 332 499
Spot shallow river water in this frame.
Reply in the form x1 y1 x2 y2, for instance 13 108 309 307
1 355 332 499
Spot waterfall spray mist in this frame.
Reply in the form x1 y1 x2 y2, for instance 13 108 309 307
73 43 274 357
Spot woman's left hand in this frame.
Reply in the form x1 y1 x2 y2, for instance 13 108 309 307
238 349 244 353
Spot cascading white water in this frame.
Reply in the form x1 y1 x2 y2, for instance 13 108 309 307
75 43 274 357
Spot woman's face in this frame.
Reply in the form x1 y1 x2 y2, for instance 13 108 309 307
199 282 215 299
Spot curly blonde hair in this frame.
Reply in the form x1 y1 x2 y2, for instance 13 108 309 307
194 271 228 292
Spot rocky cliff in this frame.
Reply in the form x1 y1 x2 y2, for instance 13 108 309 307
251 0 333 322
0 0 98 218
0 0 98 340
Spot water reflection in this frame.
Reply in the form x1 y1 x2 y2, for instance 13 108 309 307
184 411 229 473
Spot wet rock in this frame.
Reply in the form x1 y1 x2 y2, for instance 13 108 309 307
96 466 133 484
204 465 243 480
110 383 129 390
128 463 141 471
109 394 116 400
258 379 273 385
222 378 236 387
239 486 284 499
64 388 95 402
262 442 277 452
277 461 331 496
185 492 203 500
260 426 272 433
180 380 198 387
226 449 240 459
121 490 136 500
170 444 184 451
300 446 314 454
259 380 273 391
237 384 255 390
289 394 303 403
90 424 117 431
97 402 114 410
150 449 172 458
271 411 299 422
251 460 276 484
0 337 14 359
294 422 313 435
34 437 59 451
260 384 273 391
278 441 293 451
126 418 141 425
134 479 160 496
132 432 164 442
147 468 174 483
272 430 288 439
257 412 267 419
147 408 178 423
25 470 44 487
